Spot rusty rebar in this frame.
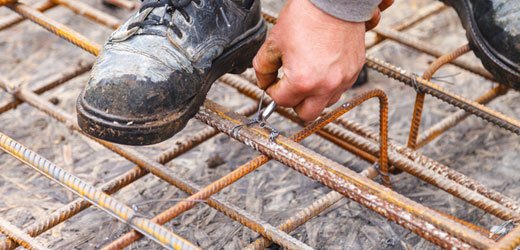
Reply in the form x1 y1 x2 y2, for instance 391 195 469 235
407 44 472 150
0 105 257 250
392 2 447 31
221 74 391 186
372 27 494 80
0 80 310 250
245 167 379 250
334 117 520 215
406 93 426 149
223 73 520 222
8 1 101 55
245 166 494 250
0 218 49 250
0 0 55 31
197 100 496 249
417 84 508 147
105 89 391 249
0 132 199 250
365 55 520 135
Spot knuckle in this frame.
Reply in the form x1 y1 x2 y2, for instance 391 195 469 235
271 94 295 107
291 73 320 93
294 81 317 94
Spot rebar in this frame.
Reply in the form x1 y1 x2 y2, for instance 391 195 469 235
0 0 55 31
105 89 391 249
244 167 379 250
197 100 495 249
0 218 49 250
1 1 520 249
365 55 520 135
371 27 493 80
416 84 508 147
223 72 520 221
0 0 15 6
335 118 520 214
0 105 257 250
367 2 446 48
0 132 199 250
8 1 101 55
0 80 310 250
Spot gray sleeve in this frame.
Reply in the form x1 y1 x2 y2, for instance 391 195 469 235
310 0 382 22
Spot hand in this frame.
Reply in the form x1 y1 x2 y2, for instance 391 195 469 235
253 0 367 121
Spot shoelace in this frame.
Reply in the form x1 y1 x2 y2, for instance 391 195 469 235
128 0 201 38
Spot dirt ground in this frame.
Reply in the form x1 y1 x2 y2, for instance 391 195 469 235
1 0 519 249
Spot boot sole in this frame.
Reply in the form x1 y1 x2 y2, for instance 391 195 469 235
77 20 267 145
441 0 520 89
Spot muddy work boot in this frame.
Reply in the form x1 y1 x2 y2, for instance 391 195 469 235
77 0 266 145
441 0 520 88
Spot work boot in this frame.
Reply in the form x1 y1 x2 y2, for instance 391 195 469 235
441 0 520 88
77 0 266 145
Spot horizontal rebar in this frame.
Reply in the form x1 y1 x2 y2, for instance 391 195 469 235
0 80 310 250
0 132 199 250
1 2 519 249
0 218 49 250
197 99 495 249
227 73 520 219
371 27 493 80
334 118 520 214
105 89 391 249
244 167 379 250
365 55 520 135
0 104 257 250
417 84 508 147
8 1 101 55
245 165 494 249
0 0 55 31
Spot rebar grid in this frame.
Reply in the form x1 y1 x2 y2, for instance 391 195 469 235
0 0 519 249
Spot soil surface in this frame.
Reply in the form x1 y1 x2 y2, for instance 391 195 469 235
0 0 519 249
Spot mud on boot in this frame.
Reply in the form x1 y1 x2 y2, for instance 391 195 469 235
77 0 267 145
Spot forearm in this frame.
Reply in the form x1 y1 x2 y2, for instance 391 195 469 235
309 0 382 22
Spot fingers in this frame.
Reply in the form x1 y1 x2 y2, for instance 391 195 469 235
365 8 381 31
253 39 283 90
294 95 331 122
265 76 306 107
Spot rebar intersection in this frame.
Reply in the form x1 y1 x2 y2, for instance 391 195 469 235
0 0 520 249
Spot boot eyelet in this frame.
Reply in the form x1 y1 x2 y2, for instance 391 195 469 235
193 0 203 8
